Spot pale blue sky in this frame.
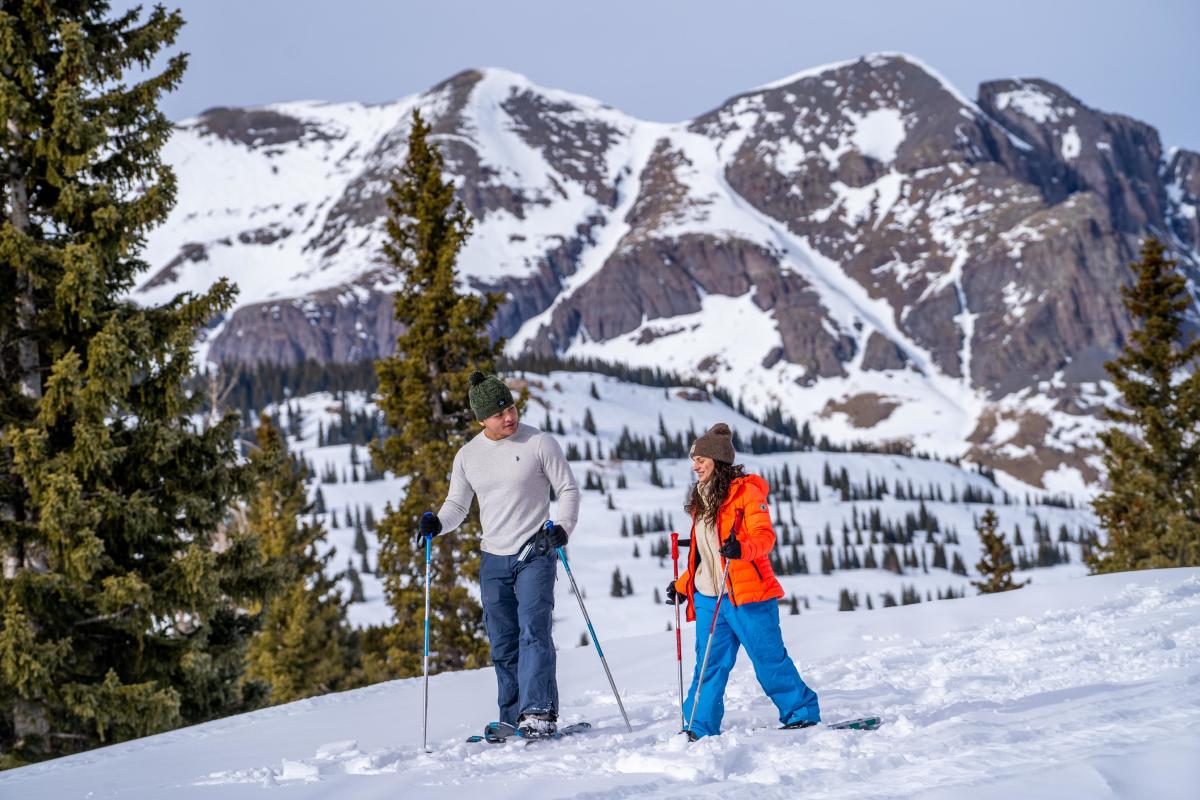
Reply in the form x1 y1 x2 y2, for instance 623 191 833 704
117 0 1198 150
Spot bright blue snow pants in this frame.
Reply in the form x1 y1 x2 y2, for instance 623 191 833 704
683 592 820 738
480 550 558 726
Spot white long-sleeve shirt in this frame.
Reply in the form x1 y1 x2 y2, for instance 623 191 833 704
436 423 581 555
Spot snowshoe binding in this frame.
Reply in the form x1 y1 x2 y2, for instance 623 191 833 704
517 712 557 740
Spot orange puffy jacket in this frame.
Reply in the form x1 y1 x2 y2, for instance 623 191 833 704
673 474 784 622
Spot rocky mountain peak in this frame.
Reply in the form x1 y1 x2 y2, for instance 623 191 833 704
979 77 1167 232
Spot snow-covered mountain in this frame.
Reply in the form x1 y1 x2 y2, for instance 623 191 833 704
6 568 1198 799
137 54 1200 489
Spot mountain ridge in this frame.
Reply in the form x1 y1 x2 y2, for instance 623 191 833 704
134 53 1200 489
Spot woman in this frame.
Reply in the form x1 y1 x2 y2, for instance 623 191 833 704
665 423 820 739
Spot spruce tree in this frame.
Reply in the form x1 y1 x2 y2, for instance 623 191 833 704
971 509 1027 594
837 589 855 611
1091 239 1200 572
371 110 503 676
0 3 269 765
243 418 362 705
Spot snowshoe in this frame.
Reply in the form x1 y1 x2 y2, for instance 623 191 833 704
825 716 882 730
465 721 516 744
780 719 819 730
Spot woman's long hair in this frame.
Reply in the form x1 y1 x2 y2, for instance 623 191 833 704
685 461 747 528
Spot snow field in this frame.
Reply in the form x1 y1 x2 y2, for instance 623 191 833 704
6 569 1197 799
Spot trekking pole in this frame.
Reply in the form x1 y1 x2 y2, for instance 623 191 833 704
670 532 685 729
686 558 732 735
551 522 633 733
421 513 434 754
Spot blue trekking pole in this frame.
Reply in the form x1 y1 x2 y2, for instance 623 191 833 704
421 512 434 753
550 522 633 733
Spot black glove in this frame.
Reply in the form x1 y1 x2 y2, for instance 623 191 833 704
414 512 442 546
664 581 683 605
532 523 568 556
719 534 742 560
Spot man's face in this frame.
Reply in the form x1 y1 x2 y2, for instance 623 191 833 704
480 404 519 439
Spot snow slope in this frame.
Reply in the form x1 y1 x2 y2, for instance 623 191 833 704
289 371 1098 633
4 568 1198 799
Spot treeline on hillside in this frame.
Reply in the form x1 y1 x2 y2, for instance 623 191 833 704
196 359 379 421
202 357 1081 490
507 353 957 460
613 493 1095 586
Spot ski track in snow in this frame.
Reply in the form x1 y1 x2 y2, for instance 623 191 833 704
6 570 1199 799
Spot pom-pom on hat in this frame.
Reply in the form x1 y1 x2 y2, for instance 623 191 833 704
690 422 735 464
468 371 515 421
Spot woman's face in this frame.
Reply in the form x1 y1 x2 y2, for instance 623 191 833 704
692 455 715 483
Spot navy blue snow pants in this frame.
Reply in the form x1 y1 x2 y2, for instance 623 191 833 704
480 550 558 726
683 591 820 738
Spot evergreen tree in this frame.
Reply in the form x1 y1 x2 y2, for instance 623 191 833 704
1091 239 1200 572
243 419 362 705
0 3 270 766
371 110 503 676
610 567 624 598
346 562 366 604
970 509 1027 594
837 589 855 611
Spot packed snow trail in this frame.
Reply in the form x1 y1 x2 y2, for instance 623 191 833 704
2 569 1198 799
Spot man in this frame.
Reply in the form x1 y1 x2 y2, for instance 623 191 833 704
417 371 580 738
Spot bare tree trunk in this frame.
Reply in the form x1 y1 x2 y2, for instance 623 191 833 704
206 364 236 430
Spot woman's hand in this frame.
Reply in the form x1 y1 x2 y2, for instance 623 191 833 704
719 535 742 560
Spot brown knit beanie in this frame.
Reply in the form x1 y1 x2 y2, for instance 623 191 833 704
690 423 735 464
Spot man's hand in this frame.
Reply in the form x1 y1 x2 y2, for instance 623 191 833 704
544 523 568 549
719 534 742 560
414 512 442 547
531 522 568 557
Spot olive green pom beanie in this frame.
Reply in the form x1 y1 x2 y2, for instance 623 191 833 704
469 371 515 421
